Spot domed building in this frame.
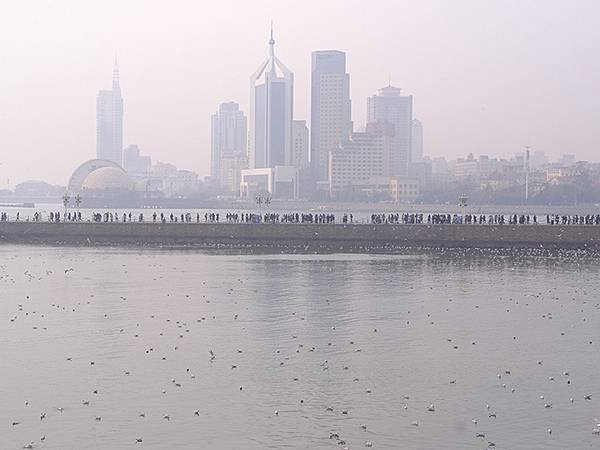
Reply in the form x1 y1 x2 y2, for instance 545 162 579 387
81 166 135 192
67 158 144 206
67 159 123 193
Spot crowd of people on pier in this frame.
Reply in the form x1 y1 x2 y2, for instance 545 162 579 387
368 213 538 225
545 214 600 225
213 212 340 224
2 209 600 226
199 212 343 224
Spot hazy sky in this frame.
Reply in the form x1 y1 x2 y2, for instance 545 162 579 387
1 0 599 186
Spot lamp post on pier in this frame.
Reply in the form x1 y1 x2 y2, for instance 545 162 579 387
459 194 468 223
74 194 82 219
255 192 271 223
62 192 70 220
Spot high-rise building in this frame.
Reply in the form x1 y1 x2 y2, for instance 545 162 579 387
367 85 412 176
123 144 151 175
210 102 247 181
411 118 423 163
96 59 124 166
310 50 352 183
219 156 247 195
328 121 394 196
249 26 294 169
292 120 309 169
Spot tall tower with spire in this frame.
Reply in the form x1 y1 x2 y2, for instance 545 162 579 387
248 24 294 168
96 58 124 166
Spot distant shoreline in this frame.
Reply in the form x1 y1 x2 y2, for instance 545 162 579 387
1 222 599 252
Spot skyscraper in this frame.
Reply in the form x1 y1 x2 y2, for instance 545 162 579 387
292 120 309 169
248 25 294 169
411 118 423 163
96 59 124 166
210 102 248 179
310 50 352 183
367 85 412 176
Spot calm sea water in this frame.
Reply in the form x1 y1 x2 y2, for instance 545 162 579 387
1 245 599 449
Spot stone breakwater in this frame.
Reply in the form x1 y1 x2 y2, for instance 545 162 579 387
1 222 600 252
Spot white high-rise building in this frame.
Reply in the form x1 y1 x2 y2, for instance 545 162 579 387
292 120 309 169
367 85 412 176
328 122 395 196
411 118 423 163
210 102 247 181
96 59 124 166
249 26 294 169
310 50 352 183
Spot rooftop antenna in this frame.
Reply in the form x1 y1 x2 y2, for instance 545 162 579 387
267 20 276 74
269 21 275 51
112 52 120 91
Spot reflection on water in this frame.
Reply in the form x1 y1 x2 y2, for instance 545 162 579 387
1 246 599 449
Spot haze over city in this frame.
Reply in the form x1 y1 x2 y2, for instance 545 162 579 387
1 0 599 186
4 3 600 450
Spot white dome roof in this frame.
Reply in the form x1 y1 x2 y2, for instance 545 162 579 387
68 159 122 192
81 167 134 191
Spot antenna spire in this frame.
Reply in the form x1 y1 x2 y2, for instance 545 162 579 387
112 54 120 91
268 21 276 70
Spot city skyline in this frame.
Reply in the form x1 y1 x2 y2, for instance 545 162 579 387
1 0 599 186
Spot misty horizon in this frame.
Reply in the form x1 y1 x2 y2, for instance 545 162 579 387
3 4 600 449
1 0 599 186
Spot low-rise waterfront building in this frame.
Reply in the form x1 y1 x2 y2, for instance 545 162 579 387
240 166 299 199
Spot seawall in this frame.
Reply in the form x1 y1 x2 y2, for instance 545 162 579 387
1 222 599 251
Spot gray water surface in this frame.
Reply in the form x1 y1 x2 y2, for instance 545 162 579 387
1 246 599 449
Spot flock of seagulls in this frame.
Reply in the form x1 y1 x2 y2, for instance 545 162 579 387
2 246 600 449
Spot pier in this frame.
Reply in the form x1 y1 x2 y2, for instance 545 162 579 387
1 221 599 251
